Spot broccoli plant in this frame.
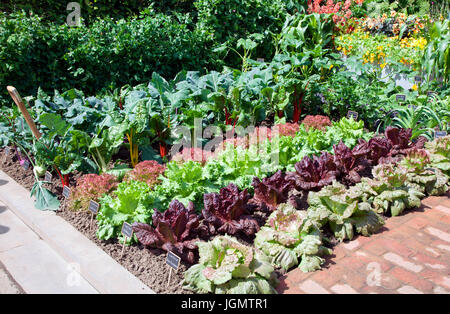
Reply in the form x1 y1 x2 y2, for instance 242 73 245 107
254 203 331 272
183 235 278 294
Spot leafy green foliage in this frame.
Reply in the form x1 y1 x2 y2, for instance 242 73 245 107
254 203 331 272
425 136 450 176
366 164 424 217
0 11 217 105
30 180 60 211
401 149 449 196
97 180 154 242
183 235 278 294
307 181 385 241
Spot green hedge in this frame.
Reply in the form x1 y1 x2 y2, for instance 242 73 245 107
0 1 196 24
195 0 304 67
0 1 307 105
0 11 218 104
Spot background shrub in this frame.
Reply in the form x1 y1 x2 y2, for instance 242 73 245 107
0 1 196 24
0 11 217 105
194 0 303 67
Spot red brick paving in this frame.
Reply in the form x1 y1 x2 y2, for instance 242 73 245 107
278 193 450 294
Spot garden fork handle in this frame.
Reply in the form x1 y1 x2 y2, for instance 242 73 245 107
7 86 42 140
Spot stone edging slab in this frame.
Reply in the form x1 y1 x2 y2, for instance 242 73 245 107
0 170 154 294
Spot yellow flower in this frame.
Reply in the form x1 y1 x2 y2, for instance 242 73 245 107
380 63 386 69
329 64 334 70
412 84 418 91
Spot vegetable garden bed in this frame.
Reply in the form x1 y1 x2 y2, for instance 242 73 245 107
1 124 448 293
1 0 449 295
0 146 189 294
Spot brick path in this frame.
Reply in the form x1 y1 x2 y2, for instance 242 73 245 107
277 193 450 294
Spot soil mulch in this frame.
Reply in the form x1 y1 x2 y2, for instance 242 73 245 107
0 147 190 294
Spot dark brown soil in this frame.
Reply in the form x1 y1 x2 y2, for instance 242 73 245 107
58 205 191 294
0 147 36 190
0 147 190 294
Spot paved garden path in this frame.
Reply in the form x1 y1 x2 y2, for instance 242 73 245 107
277 193 450 294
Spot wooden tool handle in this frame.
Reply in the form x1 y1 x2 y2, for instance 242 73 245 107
7 86 41 140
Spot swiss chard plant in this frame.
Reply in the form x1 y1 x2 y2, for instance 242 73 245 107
183 235 278 294
201 183 260 238
254 203 331 272
132 200 201 263
37 112 97 186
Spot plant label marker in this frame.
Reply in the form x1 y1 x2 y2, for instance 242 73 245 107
396 94 406 102
414 76 422 83
120 222 133 258
257 58 265 62
166 251 181 286
45 171 53 183
22 160 30 170
62 186 71 211
88 200 100 230
62 186 71 199
435 131 447 138
346 111 358 120
3 147 10 163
